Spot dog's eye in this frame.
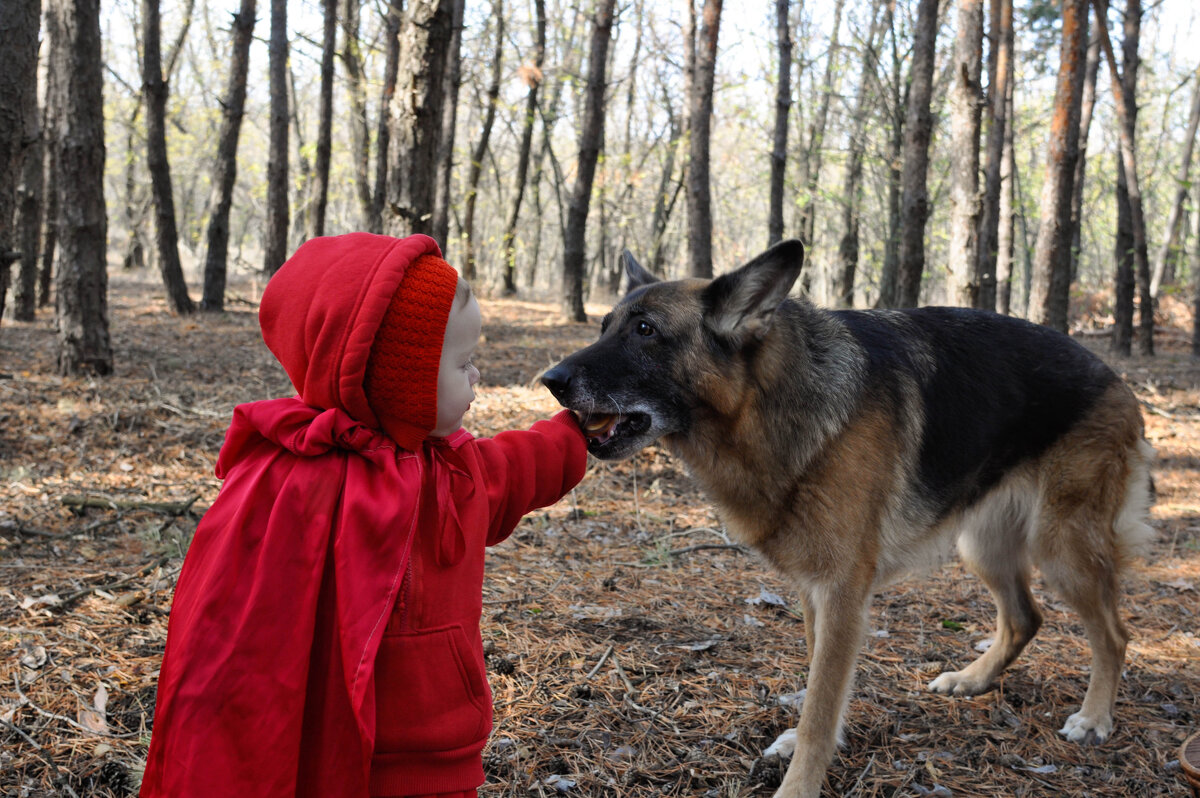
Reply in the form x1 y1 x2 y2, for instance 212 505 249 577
636 321 655 337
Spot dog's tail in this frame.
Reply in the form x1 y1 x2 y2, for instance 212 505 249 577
1114 439 1156 567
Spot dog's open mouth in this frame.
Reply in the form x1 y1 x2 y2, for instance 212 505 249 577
578 411 651 448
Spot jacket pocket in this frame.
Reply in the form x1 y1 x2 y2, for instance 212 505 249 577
373 624 490 753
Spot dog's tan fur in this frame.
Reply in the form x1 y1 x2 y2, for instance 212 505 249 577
542 242 1154 798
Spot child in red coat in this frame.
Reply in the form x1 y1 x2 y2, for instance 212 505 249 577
140 233 589 798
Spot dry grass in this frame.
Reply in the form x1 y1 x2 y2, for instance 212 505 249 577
1 273 1197 797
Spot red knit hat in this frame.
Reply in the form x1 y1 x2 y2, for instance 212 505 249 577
364 254 460 449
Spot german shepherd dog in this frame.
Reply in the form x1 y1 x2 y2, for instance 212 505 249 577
541 241 1154 798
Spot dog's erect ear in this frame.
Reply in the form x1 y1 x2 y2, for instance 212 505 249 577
623 250 659 293
702 239 804 340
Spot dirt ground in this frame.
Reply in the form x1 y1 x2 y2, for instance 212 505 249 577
1 271 1198 797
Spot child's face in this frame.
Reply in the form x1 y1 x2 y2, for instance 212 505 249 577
432 284 482 438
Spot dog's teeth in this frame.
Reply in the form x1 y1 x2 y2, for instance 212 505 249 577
584 414 618 437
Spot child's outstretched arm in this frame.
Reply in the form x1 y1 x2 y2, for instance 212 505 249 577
474 410 587 544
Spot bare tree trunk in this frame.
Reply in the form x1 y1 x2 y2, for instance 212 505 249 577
500 0 546 295
385 0 453 238
877 4 906 309
1095 0 1151 354
767 0 792 247
1192 178 1200 355
835 0 887 308
432 0 466 248
649 81 684 274
200 0 255 312
996 67 1015 315
562 0 616 321
1068 27 1100 284
12 0 43 322
947 0 984 308
686 0 722 279
976 0 1012 311
48 0 112 374
797 0 845 250
39 46 58 310
1 0 41 324
288 65 313 249
310 0 337 238
895 0 940 308
341 0 372 228
369 1 402 235
1029 0 1088 334
462 2 504 282
264 0 289 275
1151 65 1200 298
143 0 195 314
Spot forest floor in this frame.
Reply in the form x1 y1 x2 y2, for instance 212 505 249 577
1 270 1198 798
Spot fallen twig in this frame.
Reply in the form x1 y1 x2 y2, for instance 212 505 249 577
62 494 201 516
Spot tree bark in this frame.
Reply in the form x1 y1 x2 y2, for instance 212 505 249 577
877 4 906 309
47 0 112 374
797 0 845 249
341 0 372 228
1068 27 1100 285
976 0 1013 311
1191 177 1200 355
0 0 42 325
200 0 256 312
1028 0 1088 334
1094 0 1150 354
264 0 289 275
143 0 195 314
310 0 338 238
561 0 616 321
686 0 722 279
39 47 59 309
767 0 792 247
500 0 546 295
895 0 940 308
947 0 984 308
385 0 454 238
11 0 43 322
1151 65 1200 298
996 65 1015 315
370 1 402 235
462 2 504 282
432 0 466 248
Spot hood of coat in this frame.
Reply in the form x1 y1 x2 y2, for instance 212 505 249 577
259 233 443 428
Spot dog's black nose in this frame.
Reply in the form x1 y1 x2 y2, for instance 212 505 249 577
541 364 572 400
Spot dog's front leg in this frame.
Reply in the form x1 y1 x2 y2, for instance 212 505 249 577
773 583 869 798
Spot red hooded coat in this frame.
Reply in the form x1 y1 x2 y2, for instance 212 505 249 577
140 234 587 797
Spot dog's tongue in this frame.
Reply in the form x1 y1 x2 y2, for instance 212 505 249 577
583 414 618 439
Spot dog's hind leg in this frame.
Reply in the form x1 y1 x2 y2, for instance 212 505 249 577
930 484 1043 697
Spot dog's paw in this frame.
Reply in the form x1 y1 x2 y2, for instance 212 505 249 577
928 669 989 696
1059 711 1113 744
763 728 797 761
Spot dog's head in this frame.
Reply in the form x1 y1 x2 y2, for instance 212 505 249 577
542 240 805 459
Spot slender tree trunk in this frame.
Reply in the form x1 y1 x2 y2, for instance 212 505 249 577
997 68 1016 315
767 0 792 247
1029 0 1088 334
12 0 44 322
1192 177 1200 355
310 0 337 238
686 0 722 279
562 0 616 321
369 2 402 235
48 0 111 374
1151 65 1200 298
835 0 887 308
341 0 372 228
1 0 42 324
143 0 194 314
432 0 466 248
463 2 504 282
200 0 255 312
947 0 984 308
1095 0 1150 354
1068 27 1100 284
877 3 906 309
288 65 313 249
797 0 845 249
976 0 1012 311
264 0 289 275
501 0 546 295
39 43 58 310
385 0 453 238
895 0 940 308
649 83 684 274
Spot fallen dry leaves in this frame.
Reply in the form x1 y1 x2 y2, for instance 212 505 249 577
1 272 1197 797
